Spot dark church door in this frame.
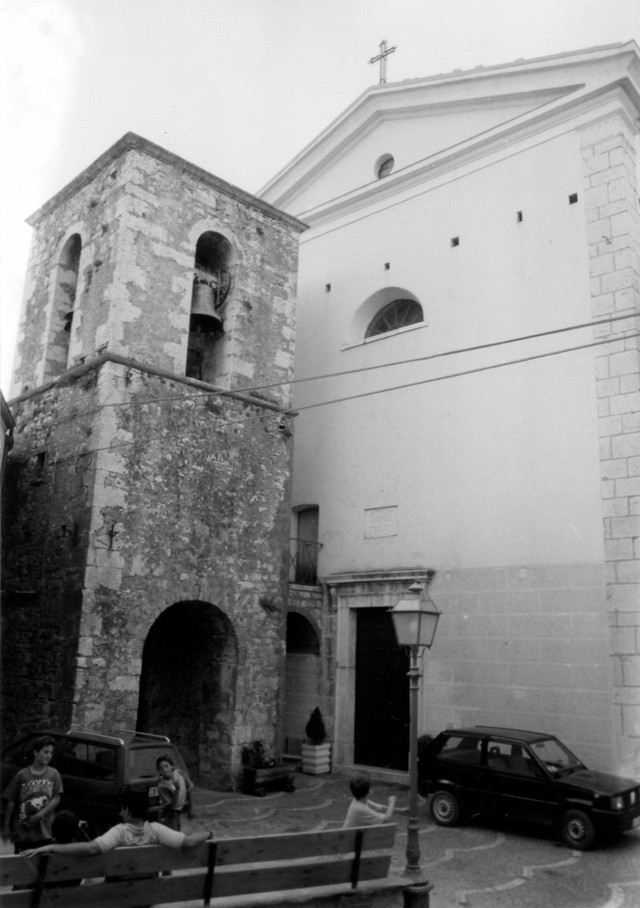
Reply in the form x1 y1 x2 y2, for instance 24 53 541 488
354 608 410 769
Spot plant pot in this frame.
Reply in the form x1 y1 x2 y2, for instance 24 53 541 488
301 742 332 774
242 765 295 796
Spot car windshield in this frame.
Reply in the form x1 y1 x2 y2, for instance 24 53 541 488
530 737 583 774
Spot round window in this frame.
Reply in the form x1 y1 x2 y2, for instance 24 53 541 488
376 154 394 179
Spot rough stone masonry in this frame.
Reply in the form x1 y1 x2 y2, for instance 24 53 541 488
2 133 306 789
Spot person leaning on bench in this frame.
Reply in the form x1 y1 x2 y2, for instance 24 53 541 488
21 789 211 859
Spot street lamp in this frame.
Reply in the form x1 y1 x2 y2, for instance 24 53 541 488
390 579 441 879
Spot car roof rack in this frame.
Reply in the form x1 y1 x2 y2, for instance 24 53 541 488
68 729 126 745
473 725 550 736
115 729 171 742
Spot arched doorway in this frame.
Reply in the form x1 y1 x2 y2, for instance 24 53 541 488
137 601 237 788
283 611 321 757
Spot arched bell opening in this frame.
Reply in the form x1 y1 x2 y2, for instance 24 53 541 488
190 232 231 334
186 232 232 381
45 233 82 379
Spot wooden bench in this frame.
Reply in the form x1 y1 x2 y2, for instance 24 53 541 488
0 824 433 908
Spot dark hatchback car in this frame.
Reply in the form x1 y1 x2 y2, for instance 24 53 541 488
1 729 189 835
418 726 640 849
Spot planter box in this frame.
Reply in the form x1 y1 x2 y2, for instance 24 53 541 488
242 765 295 796
301 742 332 774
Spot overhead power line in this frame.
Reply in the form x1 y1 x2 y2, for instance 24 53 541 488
234 311 637 396
284 331 640 415
44 324 638 458
53 311 640 426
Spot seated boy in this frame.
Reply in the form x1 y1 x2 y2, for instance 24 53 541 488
22 789 211 858
343 776 396 828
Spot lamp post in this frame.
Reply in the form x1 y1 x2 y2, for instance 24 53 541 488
390 580 441 880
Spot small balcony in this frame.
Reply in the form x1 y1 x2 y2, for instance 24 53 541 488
290 538 322 586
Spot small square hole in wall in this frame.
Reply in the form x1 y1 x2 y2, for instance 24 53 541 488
325 283 331 292
517 210 523 222
451 236 460 247
569 193 578 204
384 262 390 270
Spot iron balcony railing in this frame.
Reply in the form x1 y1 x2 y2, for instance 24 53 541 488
290 538 322 585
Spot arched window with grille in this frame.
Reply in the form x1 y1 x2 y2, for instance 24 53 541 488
365 298 423 338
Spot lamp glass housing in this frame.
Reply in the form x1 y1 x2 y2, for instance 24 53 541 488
391 590 441 649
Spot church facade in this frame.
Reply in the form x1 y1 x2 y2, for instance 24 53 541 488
262 43 640 777
2 134 305 788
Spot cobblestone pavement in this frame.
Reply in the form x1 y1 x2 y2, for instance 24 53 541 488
1 770 638 907
184 770 640 908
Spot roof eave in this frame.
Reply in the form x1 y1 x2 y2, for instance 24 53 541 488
260 40 640 205
296 80 640 229
26 132 307 233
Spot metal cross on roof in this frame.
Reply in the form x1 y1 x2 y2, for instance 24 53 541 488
369 39 397 84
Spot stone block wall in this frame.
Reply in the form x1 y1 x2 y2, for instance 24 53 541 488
285 584 334 753
2 359 295 785
1 372 101 738
426 564 615 771
12 133 303 405
3 134 303 786
580 112 640 777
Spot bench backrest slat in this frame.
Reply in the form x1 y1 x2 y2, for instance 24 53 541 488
8 824 397 884
39 854 393 907
214 823 396 864
0 891 35 908
0 824 397 908
0 854 39 887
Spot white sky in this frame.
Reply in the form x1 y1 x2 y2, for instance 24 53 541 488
1 0 639 394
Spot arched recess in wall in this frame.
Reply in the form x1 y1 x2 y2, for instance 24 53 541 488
137 601 238 789
186 231 233 383
348 286 424 346
46 233 82 377
283 611 322 757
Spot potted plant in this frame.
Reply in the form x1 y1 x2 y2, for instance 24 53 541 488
241 740 295 796
301 707 332 774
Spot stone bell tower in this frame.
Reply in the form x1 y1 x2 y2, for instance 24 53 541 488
2 134 305 788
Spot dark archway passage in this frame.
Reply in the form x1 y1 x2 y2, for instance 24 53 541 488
283 612 321 756
137 601 237 787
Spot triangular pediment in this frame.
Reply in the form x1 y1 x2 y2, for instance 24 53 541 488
261 42 640 216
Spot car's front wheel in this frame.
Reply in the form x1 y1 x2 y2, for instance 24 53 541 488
430 790 463 827
560 809 597 850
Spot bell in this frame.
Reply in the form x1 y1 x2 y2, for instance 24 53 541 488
189 283 223 333
63 310 74 332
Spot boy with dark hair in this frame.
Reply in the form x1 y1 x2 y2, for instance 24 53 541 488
343 776 396 828
51 809 90 844
22 789 211 857
156 753 193 830
1 735 63 852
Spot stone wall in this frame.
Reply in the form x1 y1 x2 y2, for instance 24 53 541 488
3 134 303 787
2 359 295 786
1 372 99 737
426 564 615 771
580 111 640 777
11 134 303 404
285 584 333 753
